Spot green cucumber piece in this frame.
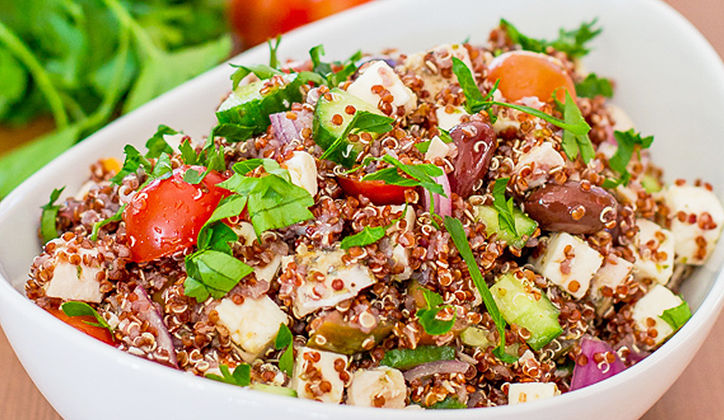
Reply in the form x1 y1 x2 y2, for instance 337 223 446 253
312 88 383 166
379 345 455 370
641 174 663 193
460 326 491 348
216 73 304 136
490 273 563 351
475 205 537 248
249 383 298 397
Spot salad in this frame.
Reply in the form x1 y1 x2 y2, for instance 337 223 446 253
25 19 724 409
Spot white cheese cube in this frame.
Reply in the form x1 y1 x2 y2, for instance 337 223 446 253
390 244 412 281
215 295 288 356
292 248 377 317
346 366 406 408
424 135 451 162
631 284 685 346
388 205 415 234
435 106 467 131
282 151 318 197
531 232 603 299
664 184 724 265
253 254 282 284
403 44 472 100
633 219 675 285
512 142 565 190
508 382 559 405
347 60 417 116
292 347 348 404
591 255 634 296
233 222 256 246
44 239 104 303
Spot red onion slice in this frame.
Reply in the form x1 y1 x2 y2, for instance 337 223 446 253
421 174 452 218
402 359 470 382
130 286 178 368
269 109 312 145
570 336 626 391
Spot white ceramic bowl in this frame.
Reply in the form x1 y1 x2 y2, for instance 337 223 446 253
2 0 724 419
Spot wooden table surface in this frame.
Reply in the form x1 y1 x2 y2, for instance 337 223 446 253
1 0 723 418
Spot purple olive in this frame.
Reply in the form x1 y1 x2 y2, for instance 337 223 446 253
449 121 497 197
524 181 618 235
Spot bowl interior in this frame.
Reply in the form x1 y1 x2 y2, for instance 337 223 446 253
1 0 724 419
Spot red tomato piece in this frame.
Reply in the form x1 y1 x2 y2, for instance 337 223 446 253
486 50 577 103
124 166 230 263
48 308 116 346
337 176 409 205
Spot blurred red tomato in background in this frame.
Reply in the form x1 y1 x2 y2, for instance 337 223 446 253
229 0 374 48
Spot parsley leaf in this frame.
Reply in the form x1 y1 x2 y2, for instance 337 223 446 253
443 216 516 363
451 57 486 114
361 155 445 196
575 73 613 98
110 144 152 184
60 301 113 334
559 91 595 163
274 323 294 376
144 124 177 159
40 186 65 243
416 289 456 336
179 137 198 165
184 249 253 301
309 44 362 88
500 18 602 58
90 203 126 241
320 110 395 166
206 363 251 387
492 178 519 240
661 299 692 331
340 225 387 250
211 122 255 143
268 35 282 69
230 64 283 90
602 129 654 188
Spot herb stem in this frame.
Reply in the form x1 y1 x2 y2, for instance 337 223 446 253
0 21 69 129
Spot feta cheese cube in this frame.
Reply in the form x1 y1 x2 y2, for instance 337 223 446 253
633 219 675 285
292 347 348 403
664 184 724 265
282 151 318 197
403 44 472 100
292 248 377 317
590 255 634 315
508 382 560 405
347 61 417 116
424 135 451 162
233 222 256 246
435 106 467 131
253 254 282 284
512 142 565 190
44 239 105 303
531 232 603 299
346 366 406 408
631 284 685 346
215 295 288 356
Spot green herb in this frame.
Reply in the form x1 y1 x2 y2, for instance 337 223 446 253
379 346 456 370
182 168 206 185
206 363 251 387
40 186 65 243
438 128 454 144
575 73 613 98
661 299 692 331
416 289 457 336
340 226 387 249
308 44 362 88
362 155 444 196
443 216 517 363
274 323 294 376
179 138 198 166
60 301 113 334
90 203 126 241
144 125 177 159
451 57 591 145
211 123 255 143
151 153 173 180
558 91 595 163
427 396 467 409
500 18 602 58
602 129 655 188
268 36 282 69
184 249 254 302
492 178 519 240
230 64 283 90
110 145 152 185
320 110 395 165
0 0 231 197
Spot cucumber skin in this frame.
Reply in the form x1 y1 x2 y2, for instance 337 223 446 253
490 273 563 351
216 74 304 136
475 205 537 249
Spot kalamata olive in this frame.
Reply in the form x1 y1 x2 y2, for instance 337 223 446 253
449 121 497 197
524 181 618 235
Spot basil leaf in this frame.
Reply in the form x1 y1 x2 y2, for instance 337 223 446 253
416 289 456 336
278 345 294 377
275 323 293 349
40 186 65 243
340 225 387 249
246 175 315 238
492 178 519 240
90 203 126 241
60 301 113 333
144 124 177 159
661 299 692 331
274 323 294 376
444 216 511 362
232 159 265 176
184 249 253 302
575 73 613 98
198 223 237 254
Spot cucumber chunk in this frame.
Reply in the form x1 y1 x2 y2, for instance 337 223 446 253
216 74 304 136
475 204 537 249
312 88 383 166
490 273 563 351
249 383 298 397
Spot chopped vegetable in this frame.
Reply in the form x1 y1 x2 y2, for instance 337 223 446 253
380 346 456 370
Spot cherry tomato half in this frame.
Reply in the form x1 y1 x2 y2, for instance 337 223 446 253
229 0 374 47
124 166 230 263
48 308 116 346
486 50 576 103
337 176 410 206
